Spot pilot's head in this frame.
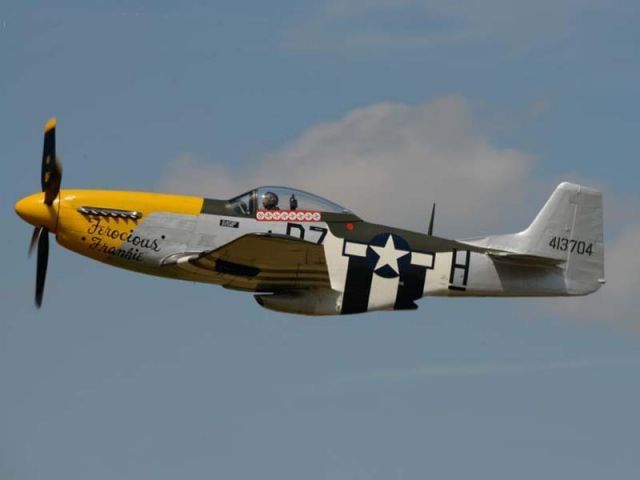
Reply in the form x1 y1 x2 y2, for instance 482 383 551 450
262 191 279 210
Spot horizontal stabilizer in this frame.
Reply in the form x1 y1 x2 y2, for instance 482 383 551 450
484 250 565 267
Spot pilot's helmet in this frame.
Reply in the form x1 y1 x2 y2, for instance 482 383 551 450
262 191 279 210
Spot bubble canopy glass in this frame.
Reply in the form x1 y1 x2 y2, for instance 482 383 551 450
227 186 352 216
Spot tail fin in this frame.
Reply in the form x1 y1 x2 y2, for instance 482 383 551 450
464 182 605 295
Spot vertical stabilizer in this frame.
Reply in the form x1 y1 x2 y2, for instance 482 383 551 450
462 182 605 295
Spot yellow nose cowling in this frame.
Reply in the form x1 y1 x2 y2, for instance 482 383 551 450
15 192 59 232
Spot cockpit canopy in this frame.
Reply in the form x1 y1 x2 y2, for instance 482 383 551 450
227 186 352 216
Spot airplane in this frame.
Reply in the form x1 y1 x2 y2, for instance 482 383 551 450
15 119 605 315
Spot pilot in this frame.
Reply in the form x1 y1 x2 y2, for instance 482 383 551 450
262 191 280 210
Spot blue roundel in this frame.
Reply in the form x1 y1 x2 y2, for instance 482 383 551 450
366 233 412 279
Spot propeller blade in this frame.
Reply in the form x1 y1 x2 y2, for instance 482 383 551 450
44 159 62 206
41 118 62 205
29 226 43 258
35 228 49 308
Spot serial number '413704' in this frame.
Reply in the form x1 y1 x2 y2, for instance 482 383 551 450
548 236 593 256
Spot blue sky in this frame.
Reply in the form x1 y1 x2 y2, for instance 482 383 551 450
2 1 640 479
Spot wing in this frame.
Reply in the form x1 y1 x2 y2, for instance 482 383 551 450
163 233 330 292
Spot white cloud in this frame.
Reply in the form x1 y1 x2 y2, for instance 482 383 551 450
161 96 533 235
